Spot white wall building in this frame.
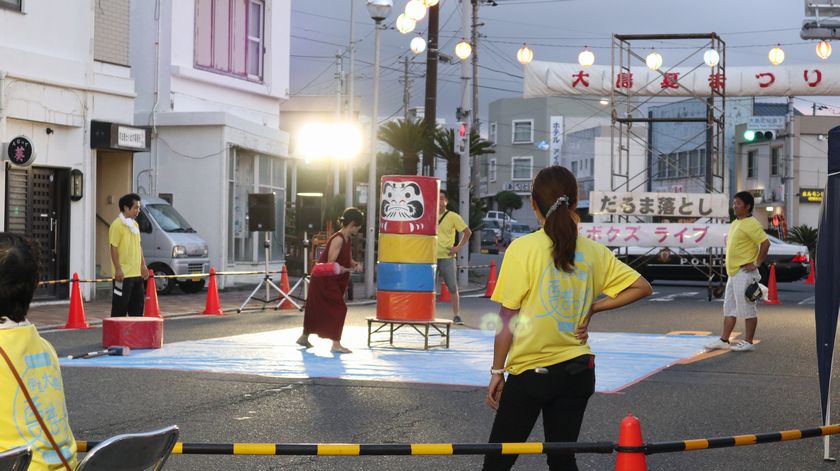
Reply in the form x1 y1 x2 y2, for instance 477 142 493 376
0 0 141 300
131 0 292 288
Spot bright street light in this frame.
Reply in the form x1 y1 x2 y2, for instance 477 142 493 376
645 51 662 71
410 36 426 54
703 49 720 67
817 40 832 59
455 39 472 60
405 0 426 21
578 47 594 67
395 13 415 34
768 46 785 65
366 0 392 21
296 122 362 162
516 43 533 65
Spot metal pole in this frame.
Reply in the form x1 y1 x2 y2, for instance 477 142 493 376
403 57 410 121
346 0 357 208
458 0 471 287
785 96 795 226
364 20 383 298
335 50 343 197
423 2 440 176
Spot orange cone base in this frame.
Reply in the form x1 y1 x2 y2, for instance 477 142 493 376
278 265 296 310
764 265 781 305
483 261 498 298
615 414 647 471
376 291 435 321
439 283 452 302
203 269 223 315
64 274 90 329
144 273 162 318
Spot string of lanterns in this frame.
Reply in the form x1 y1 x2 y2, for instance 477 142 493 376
392 1 834 67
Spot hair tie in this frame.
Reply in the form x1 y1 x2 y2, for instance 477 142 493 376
544 195 569 219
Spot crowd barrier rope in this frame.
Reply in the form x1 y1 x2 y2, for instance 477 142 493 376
38 270 287 286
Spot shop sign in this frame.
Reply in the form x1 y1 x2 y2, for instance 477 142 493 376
799 188 824 203
6 136 35 167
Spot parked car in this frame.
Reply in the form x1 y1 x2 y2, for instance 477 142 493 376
484 211 517 228
479 228 500 254
614 234 808 284
509 224 533 240
481 219 511 245
136 196 210 295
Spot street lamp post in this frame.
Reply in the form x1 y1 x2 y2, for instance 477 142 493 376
365 0 392 298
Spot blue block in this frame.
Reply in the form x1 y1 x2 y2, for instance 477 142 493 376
377 262 435 292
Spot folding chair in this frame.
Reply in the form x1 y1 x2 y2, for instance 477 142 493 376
75 425 179 471
0 446 32 471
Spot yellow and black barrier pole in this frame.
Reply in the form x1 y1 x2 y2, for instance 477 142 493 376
644 424 840 454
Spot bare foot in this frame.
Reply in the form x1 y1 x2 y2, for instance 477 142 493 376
296 336 313 348
330 346 352 354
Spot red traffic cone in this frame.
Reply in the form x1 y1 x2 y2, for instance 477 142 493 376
764 264 781 305
144 270 162 318
439 282 452 302
63 273 90 329
203 267 223 315
615 414 647 471
805 258 815 285
278 265 296 310
483 260 497 298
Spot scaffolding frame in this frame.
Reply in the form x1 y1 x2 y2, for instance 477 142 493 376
610 33 727 300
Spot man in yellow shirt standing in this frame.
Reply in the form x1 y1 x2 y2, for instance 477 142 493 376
109 193 149 317
437 190 472 325
706 191 770 352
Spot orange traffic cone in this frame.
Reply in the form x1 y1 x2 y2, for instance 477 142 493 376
805 258 815 285
615 414 647 471
764 264 781 305
203 267 223 315
483 260 497 298
144 270 162 318
439 282 451 302
278 265 296 310
63 273 90 329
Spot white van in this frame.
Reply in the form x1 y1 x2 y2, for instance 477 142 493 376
136 196 210 294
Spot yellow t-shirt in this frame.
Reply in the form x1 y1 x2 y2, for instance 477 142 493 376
725 217 769 276
0 325 78 470
436 211 468 259
491 230 641 375
109 217 143 278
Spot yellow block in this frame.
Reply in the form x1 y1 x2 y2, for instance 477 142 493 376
379 234 437 264
411 443 453 455
234 443 276 455
502 443 543 454
318 444 361 455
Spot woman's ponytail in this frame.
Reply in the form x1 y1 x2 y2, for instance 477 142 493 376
531 167 579 273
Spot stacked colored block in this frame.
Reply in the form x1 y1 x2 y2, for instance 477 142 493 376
102 317 163 349
377 176 440 321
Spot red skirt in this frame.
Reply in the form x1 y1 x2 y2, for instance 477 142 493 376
302 273 349 341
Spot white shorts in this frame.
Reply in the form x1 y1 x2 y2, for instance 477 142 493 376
723 268 761 319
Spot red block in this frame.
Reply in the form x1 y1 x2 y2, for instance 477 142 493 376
376 290 435 321
102 317 164 349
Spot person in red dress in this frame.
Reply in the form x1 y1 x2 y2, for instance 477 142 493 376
296 208 364 353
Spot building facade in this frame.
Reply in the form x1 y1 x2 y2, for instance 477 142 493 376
0 0 141 300
131 0 292 288
735 115 839 230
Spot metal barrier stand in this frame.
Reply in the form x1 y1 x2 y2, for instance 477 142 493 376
366 317 452 350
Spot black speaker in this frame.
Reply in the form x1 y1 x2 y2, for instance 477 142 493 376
248 193 275 231
296 195 323 235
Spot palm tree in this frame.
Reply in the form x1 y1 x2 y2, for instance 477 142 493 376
377 119 429 175
432 128 495 204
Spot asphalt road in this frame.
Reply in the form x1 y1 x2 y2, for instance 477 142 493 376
42 280 837 470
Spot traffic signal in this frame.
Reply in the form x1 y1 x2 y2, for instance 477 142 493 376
454 122 467 154
743 130 775 142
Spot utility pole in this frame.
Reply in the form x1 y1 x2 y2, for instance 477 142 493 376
334 51 344 196
457 0 471 287
423 3 440 176
785 96 795 227
345 0 356 208
403 57 411 121
470 0 482 254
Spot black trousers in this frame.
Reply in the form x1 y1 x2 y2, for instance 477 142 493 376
483 355 596 471
111 277 145 317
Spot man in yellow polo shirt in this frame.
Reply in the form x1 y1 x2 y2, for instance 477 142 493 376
109 193 149 317
437 190 471 325
706 191 770 352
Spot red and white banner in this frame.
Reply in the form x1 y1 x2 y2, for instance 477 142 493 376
579 223 729 248
524 61 840 97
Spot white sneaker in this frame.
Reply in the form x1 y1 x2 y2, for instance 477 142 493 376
704 338 730 350
730 340 756 352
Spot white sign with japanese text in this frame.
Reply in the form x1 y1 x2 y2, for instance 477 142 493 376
589 191 729 218
747 116 786 131
549 116 563 166
579 223 729 248
524 61 840 97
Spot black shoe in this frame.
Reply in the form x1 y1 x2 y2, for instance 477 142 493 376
453 315 464 325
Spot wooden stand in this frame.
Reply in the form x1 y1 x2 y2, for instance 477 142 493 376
366 317 452 350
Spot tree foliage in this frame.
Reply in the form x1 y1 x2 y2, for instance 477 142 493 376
787 224 818 255
377 119 429 175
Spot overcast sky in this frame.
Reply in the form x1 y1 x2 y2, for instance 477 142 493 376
291 0 831 132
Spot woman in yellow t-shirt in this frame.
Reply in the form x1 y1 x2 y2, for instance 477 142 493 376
483 166 652 471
